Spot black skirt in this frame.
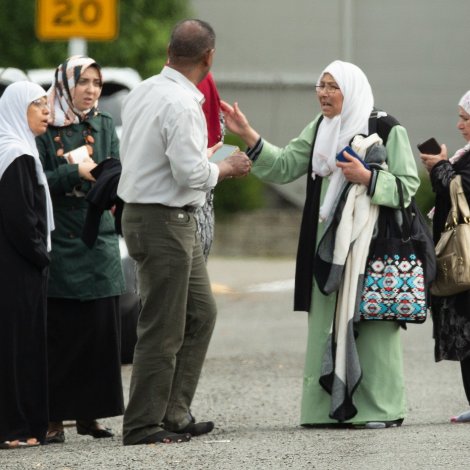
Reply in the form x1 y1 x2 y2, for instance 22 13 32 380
0 268 49 443
47 297 124 421
432 292 470 362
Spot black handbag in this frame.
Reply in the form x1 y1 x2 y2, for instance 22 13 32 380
359 179 434 323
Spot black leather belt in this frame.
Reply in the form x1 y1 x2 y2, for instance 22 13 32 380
147 203 197 213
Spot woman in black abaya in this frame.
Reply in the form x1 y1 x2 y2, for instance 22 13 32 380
0 81 54 449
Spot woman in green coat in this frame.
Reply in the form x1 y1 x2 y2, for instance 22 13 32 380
222 60 420 428
36 56 125 443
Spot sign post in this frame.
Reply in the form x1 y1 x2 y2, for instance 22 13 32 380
36 0 118 41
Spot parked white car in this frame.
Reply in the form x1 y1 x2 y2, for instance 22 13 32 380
0 67 30 95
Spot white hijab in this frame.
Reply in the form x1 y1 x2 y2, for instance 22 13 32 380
311 60 374 221
0 81 55 250
449 90 470 165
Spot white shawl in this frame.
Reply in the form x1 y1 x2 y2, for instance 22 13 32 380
320 184 379 420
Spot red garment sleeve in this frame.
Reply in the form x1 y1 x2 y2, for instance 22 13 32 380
197 72 222 148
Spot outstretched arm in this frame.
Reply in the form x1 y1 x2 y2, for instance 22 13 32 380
220 100 260 148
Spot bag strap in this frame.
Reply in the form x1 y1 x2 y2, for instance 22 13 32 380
448 175 470 227
375 179 411 242
368 109 401 147
396 178 412 241
368 109 378 136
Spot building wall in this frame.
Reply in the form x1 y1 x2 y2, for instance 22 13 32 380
191 0 470 205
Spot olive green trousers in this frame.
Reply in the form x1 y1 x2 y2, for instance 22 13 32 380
121 203 217 445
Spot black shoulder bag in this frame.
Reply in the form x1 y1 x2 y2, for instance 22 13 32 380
359 179 433 323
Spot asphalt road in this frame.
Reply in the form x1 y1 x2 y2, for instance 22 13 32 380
2 256 470 469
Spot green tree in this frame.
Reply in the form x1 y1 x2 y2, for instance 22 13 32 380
0 0 263 214
0 0 191 78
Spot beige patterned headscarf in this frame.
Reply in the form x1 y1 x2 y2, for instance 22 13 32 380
47 55 102 127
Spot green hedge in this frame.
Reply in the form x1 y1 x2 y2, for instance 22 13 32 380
213 134 266 216
415 170 435 216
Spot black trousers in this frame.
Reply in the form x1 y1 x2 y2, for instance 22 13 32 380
461 356 470 404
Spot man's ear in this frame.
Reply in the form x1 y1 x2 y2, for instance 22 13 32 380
202 48 215 67
166 46 171 64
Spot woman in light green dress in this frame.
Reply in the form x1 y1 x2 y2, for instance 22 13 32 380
221 60 420 428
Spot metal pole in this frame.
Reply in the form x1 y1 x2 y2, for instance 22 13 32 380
342 0 353 62
68 38 87 57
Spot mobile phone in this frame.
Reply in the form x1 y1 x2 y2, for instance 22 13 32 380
417 138 441 155
336 146 369 169
210 144 240 163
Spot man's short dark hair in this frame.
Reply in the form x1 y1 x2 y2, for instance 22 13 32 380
168 19 216 66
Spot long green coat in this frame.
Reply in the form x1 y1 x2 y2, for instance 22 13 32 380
251 113 420 425
36 112 124 300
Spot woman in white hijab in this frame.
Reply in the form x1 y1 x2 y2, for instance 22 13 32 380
222 60 419 428
0 81 53 448
420 90 470 424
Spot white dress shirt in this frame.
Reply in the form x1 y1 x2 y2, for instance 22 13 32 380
117 66 219 206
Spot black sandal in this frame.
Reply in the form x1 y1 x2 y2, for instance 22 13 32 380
129 430 191 445
354 418 404 429
45 422 65 444
0 438 40 449
178 421 214 436
76 420 114 438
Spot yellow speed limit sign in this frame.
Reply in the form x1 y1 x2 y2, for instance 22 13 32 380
36 0 118 40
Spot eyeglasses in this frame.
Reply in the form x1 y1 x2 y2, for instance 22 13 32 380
315 84 341 96
31 99 50 110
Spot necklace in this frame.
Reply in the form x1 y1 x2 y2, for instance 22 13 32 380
53 123 95 158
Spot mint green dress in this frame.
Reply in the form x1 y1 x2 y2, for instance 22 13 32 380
251 114 420 425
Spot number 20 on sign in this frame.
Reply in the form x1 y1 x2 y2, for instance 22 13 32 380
36 0 118 40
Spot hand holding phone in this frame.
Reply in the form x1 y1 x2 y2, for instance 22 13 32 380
336 146 369 169
417 138 441 155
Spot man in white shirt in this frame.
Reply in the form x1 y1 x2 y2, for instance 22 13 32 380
118 19 252 446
